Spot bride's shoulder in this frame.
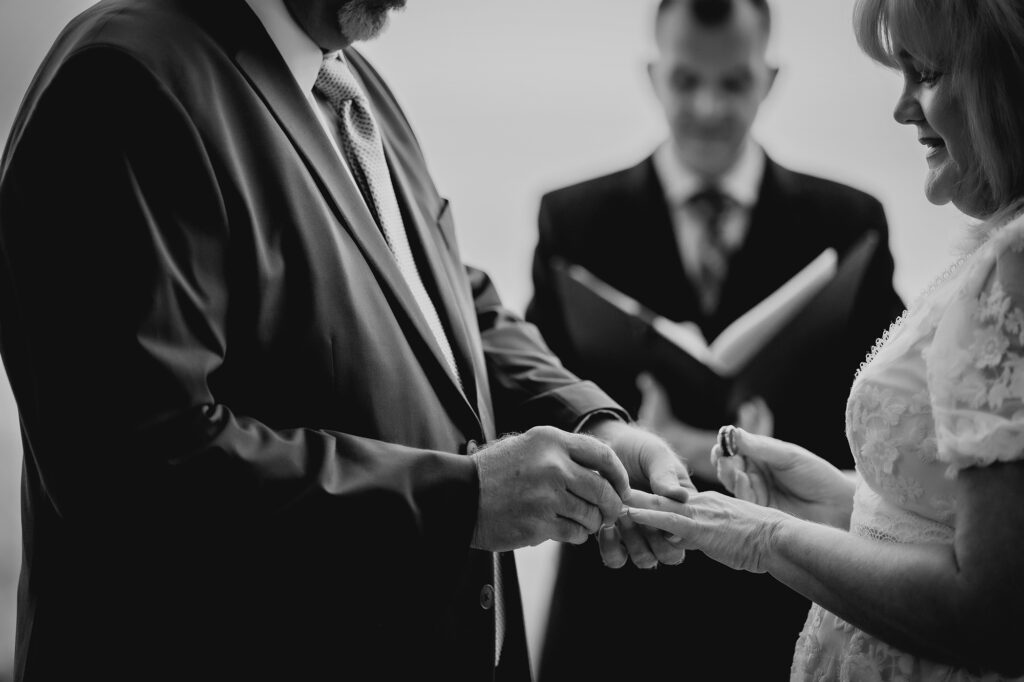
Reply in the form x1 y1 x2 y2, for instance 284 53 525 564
988 210 1024 254
952 210 1024 294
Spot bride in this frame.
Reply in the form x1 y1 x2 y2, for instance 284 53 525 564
628 0 1024 679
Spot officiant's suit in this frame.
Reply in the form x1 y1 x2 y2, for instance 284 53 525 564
0 1 630 680
527 151 905 680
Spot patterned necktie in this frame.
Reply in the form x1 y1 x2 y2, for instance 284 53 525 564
316 54 505 663
688 186 732 314
314 54 462 388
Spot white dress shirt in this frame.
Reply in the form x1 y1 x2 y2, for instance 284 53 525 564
652 138 766 298
242 0 360 174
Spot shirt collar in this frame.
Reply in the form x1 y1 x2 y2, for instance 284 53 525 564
243 0 325 96
653 137 765 209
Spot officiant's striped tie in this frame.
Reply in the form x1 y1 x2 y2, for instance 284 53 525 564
689 186 732 314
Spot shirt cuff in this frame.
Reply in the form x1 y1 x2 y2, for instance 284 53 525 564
573 409 628 434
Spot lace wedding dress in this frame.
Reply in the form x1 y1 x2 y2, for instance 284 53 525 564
790 218 1024 682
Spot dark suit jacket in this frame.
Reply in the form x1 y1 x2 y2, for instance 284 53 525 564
526 155 905 681
0 1 625 679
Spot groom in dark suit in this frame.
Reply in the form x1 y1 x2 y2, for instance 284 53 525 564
528 0 905 679
0 0 696 680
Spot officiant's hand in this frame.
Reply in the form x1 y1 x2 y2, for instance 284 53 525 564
713 428 855 529
636 373 773 482
584 417 694 569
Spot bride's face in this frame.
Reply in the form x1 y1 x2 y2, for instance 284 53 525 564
891 47 976 215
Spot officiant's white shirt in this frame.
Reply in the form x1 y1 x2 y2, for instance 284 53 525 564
653 137 765 296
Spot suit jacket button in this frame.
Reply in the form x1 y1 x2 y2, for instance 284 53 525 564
479 584 495 610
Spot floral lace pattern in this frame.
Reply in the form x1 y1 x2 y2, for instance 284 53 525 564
791 218 1024 682
928 250 1024 474
792 604 1011 682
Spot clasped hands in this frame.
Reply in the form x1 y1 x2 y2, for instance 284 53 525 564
470 417 694 569
470 413 854 573
626 426 858 573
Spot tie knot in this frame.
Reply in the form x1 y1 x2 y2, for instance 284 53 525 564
314 54 364 108
688 186 730 220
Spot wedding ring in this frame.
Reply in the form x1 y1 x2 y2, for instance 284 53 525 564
717 425 738 457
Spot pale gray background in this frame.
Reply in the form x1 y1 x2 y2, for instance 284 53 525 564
0 0 968 676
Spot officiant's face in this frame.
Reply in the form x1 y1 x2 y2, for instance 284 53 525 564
649 0 775 180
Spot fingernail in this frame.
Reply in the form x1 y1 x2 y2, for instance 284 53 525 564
668 535 682 543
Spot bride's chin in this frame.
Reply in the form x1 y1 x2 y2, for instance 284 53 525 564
923 167 958 208
923 184 952 208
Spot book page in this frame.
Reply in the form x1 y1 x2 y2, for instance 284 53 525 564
710 248 838 376
650 316 713 367
566 264 646 318
563 263 721 375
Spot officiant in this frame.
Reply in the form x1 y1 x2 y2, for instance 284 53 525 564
525 0 904 679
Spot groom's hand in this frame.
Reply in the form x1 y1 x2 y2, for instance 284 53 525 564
584 418 694 569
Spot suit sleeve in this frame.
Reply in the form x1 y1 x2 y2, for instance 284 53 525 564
524 195 579 369
848 197 907 357
469 265 627 435
0 47 477 601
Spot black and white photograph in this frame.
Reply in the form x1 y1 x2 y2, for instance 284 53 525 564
0 0 1021 680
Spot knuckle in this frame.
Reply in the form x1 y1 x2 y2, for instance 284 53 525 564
597 482 620 508
537 457 567 485
562 493 585 517
529 424 559 442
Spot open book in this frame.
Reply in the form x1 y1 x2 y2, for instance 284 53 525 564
551 231 880 427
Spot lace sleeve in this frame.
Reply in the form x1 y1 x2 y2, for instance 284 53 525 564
926 220 1024 476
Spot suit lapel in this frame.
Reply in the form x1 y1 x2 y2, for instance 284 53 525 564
633 157 702 321
711 158 815 337
232 24 480 428
380 133 482 414
345 50 483 420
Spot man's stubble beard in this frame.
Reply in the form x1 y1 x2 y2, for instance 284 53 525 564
336 0 404 44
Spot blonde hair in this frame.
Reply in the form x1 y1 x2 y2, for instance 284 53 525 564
854 0 1024 219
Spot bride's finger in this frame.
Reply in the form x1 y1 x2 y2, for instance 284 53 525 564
735 471 755 503
626 507 696 538
626 488 689 514
747 468 769 506
715 451 741 494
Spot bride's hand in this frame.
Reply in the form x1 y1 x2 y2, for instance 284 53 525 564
625 489 788 574
713 428 856 529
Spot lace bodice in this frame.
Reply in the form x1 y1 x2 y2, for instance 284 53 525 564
791 217 1024 681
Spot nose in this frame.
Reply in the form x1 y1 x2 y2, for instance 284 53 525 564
893 82 922 125
693 87 725 120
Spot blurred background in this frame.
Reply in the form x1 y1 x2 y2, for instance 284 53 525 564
0 0 968 677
